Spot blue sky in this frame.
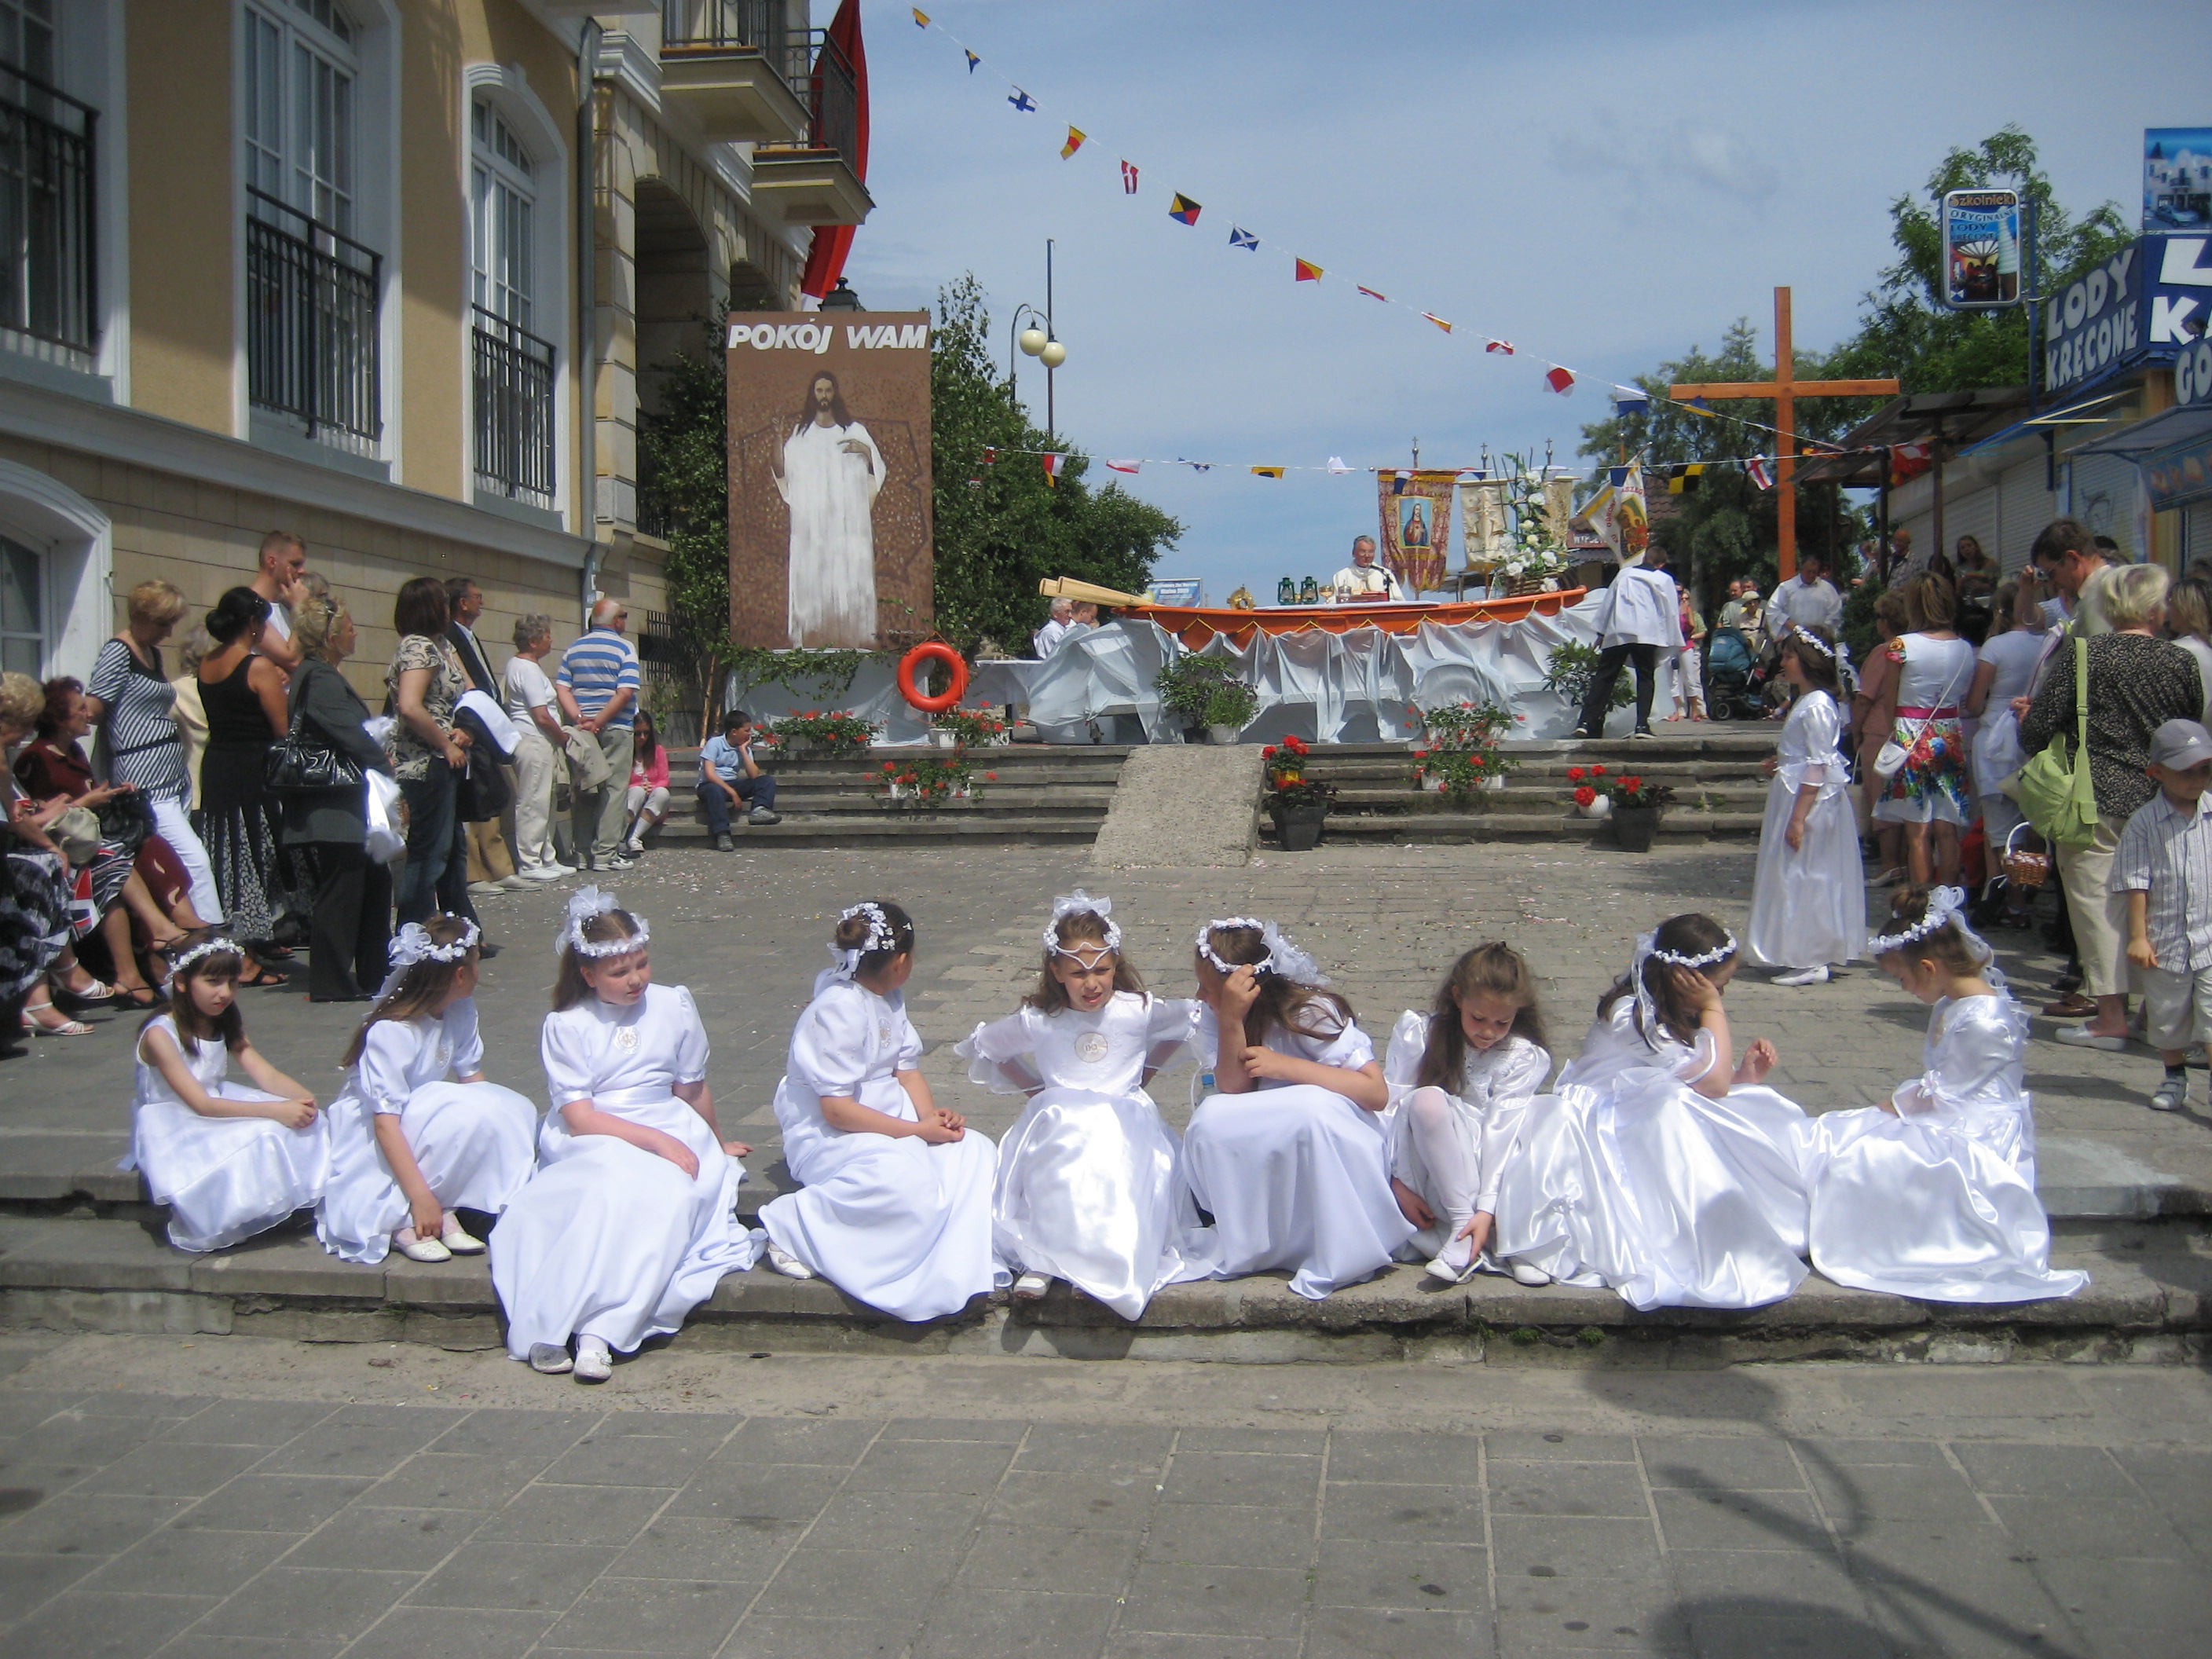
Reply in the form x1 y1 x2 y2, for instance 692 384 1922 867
837 0 2206 601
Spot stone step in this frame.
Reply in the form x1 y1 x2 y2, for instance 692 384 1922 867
639 814 1107 849
668 786 1120 816
0 1216 2192 1366
1262 810 1769 844
1324 788 1767 819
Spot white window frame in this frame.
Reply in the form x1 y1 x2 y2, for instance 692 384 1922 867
460 61 572 526
0 456 111 680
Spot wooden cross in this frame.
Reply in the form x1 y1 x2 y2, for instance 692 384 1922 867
1668 287 1898 580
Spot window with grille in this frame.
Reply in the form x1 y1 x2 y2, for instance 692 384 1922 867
469 97 554 505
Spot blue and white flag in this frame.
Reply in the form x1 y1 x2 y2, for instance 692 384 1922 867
1611 384 1651 415
1229 225 1258 251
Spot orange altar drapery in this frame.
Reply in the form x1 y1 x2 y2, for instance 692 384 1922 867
1122 589 1587 650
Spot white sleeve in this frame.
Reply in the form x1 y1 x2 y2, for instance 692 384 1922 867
540 1012 596 1108
448 999 485 1077
1143 997 1201 1075
1675 1027 1726 1086
955 1010 1045 1095
1473 1042 1551 1215
669 987 709 1085
1287 1010 1376 1071
1798 696 1842 783
892 1005 925 1072
357 1022 418 1115
1382 1009 1430 1104
789 991 871 1100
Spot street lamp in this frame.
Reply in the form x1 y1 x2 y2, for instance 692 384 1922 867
1005 240 1068 440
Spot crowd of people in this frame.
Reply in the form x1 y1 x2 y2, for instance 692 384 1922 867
0 529 780 1042
119 875 2091 1382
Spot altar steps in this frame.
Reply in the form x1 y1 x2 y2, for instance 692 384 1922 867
1262 731 1781 846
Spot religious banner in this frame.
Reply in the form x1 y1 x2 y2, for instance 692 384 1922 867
1459 479 1510 566
1376 470 1456 594
726 313 935 649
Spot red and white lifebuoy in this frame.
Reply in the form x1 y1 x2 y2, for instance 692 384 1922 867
896 641 969 713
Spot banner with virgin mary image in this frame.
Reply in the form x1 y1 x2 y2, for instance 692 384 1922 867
1376 470 1456 595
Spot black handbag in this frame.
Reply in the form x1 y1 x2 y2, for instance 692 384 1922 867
265 682 366 794
93 788 155 855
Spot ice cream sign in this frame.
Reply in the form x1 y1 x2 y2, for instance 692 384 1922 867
2045 236 2212 396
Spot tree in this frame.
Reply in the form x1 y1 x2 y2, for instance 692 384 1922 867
637 320 734 734
930 274 1181 653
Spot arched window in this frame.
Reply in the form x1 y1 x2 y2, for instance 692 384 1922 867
469 93 554 507
243 0 357 234
471 99 535 334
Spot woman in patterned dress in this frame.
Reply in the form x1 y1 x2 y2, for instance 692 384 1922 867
194 588 291 987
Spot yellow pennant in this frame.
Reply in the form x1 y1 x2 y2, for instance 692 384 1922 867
1060 126 1086 160
1251 466 1285 479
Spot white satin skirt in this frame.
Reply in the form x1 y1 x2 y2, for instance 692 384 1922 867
1797 1104 2089 1303
316 1081 540 1265
761 1077 1004 1323
991 1086 1217 1320
1181 1084 1413 1300
1493 1074 1812 1311
490 1092 761 1357
130 1090 330 1254
1746 780 1866 970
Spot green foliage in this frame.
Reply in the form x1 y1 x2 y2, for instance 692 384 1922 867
1839 580 1886 665
1411 745 1514 801
931 705 1011 745
1544 640 1634 712
874 751 986 805
764 709 877 753
1415 700 1514 749
1153 654 1250 722
1201 679 1259 729
931 275 1183 653
722 646 879 715
637 323 736 733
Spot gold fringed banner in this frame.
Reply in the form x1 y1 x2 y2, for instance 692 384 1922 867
1378 470 1457 595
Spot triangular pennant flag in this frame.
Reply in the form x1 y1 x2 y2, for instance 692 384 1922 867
1485 339 1514 355
1179 458 1211 472
1294 258 1323 282
1008 89 1036 112
912 7 930 25
1041 453 1067 485
1120 159 1139 194
964 49 980 72
1168 193 1202 225
982 446 997 463
1608 467 1629 486
1060 126 1086 159
1357 285 1387 302
1390 471 1411 495
1745 456 1774 491
1422 313 1452 333
1610 385 1650 414
1229 226 1258 251
1251 466 1285 479
1545 365 1576 394
1106 459 1140 474
1327 457 1353 474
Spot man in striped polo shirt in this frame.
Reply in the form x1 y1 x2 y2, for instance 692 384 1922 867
556 598 643 871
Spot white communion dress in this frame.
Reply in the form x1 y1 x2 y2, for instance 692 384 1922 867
958 991 1217 1320
490 984 760 1359
1796 993 2089 1303
1181 1007 1415 1300
760 970 1002 1322
315 1001 540 1265
126 1014 329 1254
1746 690 1867 972
1380 1013 1552 1262
1492 1001 1812 1311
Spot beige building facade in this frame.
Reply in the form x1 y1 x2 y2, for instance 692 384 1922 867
0 0 865 696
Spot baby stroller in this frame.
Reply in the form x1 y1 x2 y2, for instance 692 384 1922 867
1703 626 1763 720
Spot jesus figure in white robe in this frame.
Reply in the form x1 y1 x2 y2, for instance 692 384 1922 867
775 372 884 646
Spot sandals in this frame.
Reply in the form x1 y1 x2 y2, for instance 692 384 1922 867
238 960 290 990
112 983 166 1009
54 976 115 1005
22 998 93 1037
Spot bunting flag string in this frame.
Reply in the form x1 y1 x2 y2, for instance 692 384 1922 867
969 443 1866 485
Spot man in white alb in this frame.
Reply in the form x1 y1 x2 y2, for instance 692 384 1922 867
775 371 884 646
1329 536 1404 600
1571 544 1680 740
1033 597 1075 658
1767 551 1843 640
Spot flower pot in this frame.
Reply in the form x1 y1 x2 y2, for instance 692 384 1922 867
928 729 958 749
1208 724 1241 745
1271 802 1328 852
1420 774 1448 793
1480 775 1505 792
1611 804 1660 852
1576 795 1611 819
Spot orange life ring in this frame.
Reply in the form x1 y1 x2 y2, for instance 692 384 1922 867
897 641 969 714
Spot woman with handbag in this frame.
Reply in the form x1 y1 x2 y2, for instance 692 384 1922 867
196 588 293 987
2016 565 2203 1049
0 671 97 1039
283 597 395 1002
1964 579 2055 927
385 578 477 929
1871 575 1979 889
14 678 207 1009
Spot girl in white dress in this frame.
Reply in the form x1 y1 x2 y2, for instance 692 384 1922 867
490 888 760 1382
1492 915 1813 1310
1380 942 1552 1285
316 914 540 1265
1182 917 1413 1300
958 892 1211 1319
127 932 327 1253
760 900 1000 1321
1746 625 1867 987
1798 886 2089 1303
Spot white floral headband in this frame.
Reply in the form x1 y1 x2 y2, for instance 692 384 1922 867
1196 917 1328 986
558 886 648 958
1789 625 1858 690
1629 926 1737 1038
390 919 479 969
1867 886 1998 983
170 936 244 975
1043 890 1122 958
830 901 900 980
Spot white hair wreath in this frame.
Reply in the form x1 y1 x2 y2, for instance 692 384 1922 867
1789 624 1858 691
558 885 647 958
1628 926 1738 1037
390 918 480 970
1866 884 1999 983
1042 890 1121 957
1196 916 1328 986
169 936 243 976
830 901 899 980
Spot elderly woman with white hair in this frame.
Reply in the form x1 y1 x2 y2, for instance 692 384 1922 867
501 613 569 879
2018 562 2205 1050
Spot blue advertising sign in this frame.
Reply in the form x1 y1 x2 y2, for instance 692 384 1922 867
2043 235 2212 397
2144 129 2212 232
1146 578 1203 606
1940 189 2021 309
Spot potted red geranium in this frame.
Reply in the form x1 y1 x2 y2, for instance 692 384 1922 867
1260 736 1334 850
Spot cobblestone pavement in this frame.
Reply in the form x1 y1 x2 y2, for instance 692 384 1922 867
1 1332 2208 1659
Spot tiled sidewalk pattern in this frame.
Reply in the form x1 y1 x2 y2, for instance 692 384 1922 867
1 1387 2205 1658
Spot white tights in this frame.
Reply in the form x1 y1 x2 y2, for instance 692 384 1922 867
1407 1086 1480 1268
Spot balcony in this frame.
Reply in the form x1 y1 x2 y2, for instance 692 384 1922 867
246 189 381 452
748 28 871 228
472 306 556 510
657 0 811 145
0 62 97 365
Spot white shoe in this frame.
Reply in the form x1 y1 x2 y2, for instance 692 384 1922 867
766 1243 815 1280
496 873 537 892
529 1343 573 1375
2054 1024 2126 1052
622 840 646 858
1508 1260 1553 1287
466 881 505 900
1424 1251 1481 1286
573 1335 613 1383
1864 867 1905 889
601 855 636 872
1011 1271 1052 1301
521 864 566 882
1774 965 1830 987
440 1216 485 1255
394 1228 451 1264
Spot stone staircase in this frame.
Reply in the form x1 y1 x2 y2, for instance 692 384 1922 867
1260 731 1781 846
649 742 1134 849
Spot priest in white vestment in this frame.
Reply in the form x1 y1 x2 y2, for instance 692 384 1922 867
776 372 884 646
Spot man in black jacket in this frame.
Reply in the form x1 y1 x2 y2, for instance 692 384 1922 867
445 577 526 895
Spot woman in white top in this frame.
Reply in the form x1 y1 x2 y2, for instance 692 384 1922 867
958 892 1212 1319
1379 943 1552 1285
489 888 760 1382
500 614 569 880
1745 626 1866 987
2165 577 2212 724
316 914 540 1265
127 932 327 1253
1798 887 2087 1303
1183 918 1413 1299
759 900 1001 1322
1872 573 1979 888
